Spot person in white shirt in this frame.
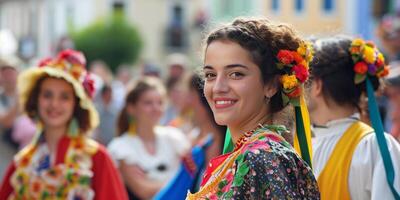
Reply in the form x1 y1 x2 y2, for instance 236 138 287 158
308 36 400 200
108 77 190 200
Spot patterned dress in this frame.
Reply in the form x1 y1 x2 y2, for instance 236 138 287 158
186 126 320 199
0 135 128 200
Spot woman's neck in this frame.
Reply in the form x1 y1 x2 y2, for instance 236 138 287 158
136 122 156 142
311 101 357 126
229 107 271 145
44 125 67 153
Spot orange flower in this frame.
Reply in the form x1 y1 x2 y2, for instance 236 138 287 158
293 52 304 64
377 66 389 78
350 46 361 54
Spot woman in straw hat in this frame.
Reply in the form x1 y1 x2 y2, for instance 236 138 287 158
0 49 128 200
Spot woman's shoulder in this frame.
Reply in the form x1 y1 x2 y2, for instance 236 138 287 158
155 126 187 141
231 131 319 199
108 133 138 148
239 129 308 170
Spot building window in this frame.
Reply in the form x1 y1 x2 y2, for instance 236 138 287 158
295 0 304 12
323 0 334 12
272 0 279 11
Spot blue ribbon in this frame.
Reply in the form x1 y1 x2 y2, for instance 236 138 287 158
366 78 400 200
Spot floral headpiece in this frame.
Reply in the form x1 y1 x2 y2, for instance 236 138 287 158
350 38 389 84
38 49 95 98
277 42 314 106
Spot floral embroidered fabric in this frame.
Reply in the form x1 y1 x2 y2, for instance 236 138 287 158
8 136 98 200
187 126 320 199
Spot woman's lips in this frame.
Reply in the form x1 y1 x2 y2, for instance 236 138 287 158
213 98 237 109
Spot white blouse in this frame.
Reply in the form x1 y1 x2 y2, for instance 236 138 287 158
108 126 190 182
312 114 400 200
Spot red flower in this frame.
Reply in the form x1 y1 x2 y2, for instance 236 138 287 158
277 50 295 64
354 62 368 74
57 49 86 67
38 57 53 67
83 74 95 98
292 64 309 83
376 58 384 67
287 87 302 98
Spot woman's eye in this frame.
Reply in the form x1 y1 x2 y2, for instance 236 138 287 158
229 72 244 79
204 72 216 80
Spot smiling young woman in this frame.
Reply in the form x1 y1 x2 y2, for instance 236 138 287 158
0 50 128 200
186 18 320 199
107 77 190 200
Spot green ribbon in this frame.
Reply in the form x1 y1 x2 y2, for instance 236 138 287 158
295 106 312 168
223 129 234 154
366 78 400 199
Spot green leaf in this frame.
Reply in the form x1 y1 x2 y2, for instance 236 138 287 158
236 154 245 164
289 97 300 107
352 55 360 63
233 176 244 187
277 63 285 70
282 93 290 106
237 162 250 176
218 180 228 189
354 74 367 84
225 190 234 198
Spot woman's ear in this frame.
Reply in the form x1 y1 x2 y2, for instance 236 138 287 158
312 78 323 97
263 77 279 98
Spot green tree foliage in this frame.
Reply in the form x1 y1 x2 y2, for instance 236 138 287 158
72 11 142 72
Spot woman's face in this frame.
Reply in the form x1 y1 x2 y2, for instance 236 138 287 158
129 89 164 126
203 40 271 127
38 77 76 130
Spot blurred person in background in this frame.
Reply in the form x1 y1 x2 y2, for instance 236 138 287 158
112 65 133 111
0 57 20 181
187 74 225 162
89 60 113 97
166 53 187 81
0 50 128 200
160 76 191 127
94 84 119 145
385 65 400 141
377 14 400 62
141 62 161 78
160 53 189 125
0 57 19 149
108 77 190 200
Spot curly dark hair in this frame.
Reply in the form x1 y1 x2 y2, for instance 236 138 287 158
310 36 381 109
25 75 91 134
204 18 305 113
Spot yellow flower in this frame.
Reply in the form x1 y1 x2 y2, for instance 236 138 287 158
300 60 309 69
297 43 307 56
297 42 314 63
377 52 385 63
352 38 365 46
363 46 376 64
281 74 298 90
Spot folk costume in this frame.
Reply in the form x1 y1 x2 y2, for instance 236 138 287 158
312 38 400 200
